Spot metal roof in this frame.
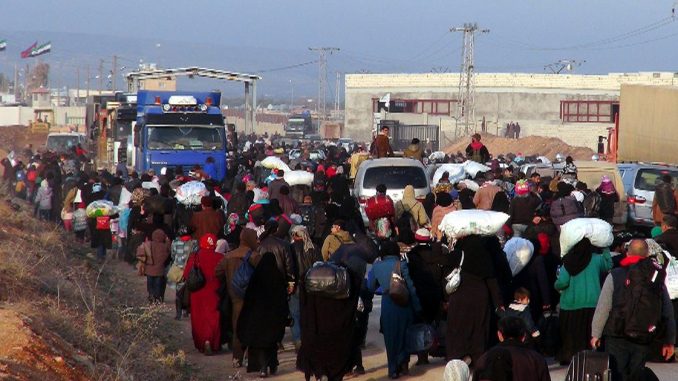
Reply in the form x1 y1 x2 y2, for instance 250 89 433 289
125 66 261 84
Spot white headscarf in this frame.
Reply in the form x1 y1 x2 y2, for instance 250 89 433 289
443 360 470 381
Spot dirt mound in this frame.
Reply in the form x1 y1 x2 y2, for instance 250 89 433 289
0 309 91 380
444 134 596 161
0 125 47 160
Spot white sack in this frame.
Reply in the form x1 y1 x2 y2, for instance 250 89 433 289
261 156 291 172
284 170 314 187
429 151 446 162
460 179 480 192
439 210 509 240
175 181 209 206
118 187 132 208
432 164 466 186
463 160 491 178
559 218 613 257
504 237 535 276
664 253 678 300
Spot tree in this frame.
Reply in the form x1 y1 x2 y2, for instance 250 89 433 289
27 62 49 92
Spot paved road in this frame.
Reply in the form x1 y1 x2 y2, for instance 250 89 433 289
143 273 677 381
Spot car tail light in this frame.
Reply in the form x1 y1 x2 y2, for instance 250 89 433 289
628 196 645 204
416 196 426 202
358 197 368 205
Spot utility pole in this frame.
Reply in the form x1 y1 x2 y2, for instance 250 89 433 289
86 64 90 101
308 47 339 121
76 66 80 106
112 55 118 92
451 23 489 136
98 59 104 95
24 63 29 103
334 71 341 113
13 64 18 100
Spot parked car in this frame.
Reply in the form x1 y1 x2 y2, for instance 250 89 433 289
288 149 326 161
353 157 430 225
617 163 678 228
45 132 87 154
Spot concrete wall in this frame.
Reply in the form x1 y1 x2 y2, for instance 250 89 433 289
227 116 284 136
618 84 678 163
0 106 86 127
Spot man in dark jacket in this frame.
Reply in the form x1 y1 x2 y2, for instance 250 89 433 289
591 239 676 381
190 196 225 239
465 133 490 164
268 170 289 201
655 215 678 256
258 219 296 286
473 316 551 381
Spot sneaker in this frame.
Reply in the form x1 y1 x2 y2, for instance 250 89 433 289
204 341 212 356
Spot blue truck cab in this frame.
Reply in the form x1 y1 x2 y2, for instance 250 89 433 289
133 90 226 181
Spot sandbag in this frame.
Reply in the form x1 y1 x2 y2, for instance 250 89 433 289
260 156 291 172
559 218 613 257
86 200 118 217
463 160 491 178
432 164 465 186
284 170 314 187
438 210 509 240
175 181 208 206
503 237 534 276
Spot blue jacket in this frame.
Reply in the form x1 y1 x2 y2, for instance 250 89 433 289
368 256 421 312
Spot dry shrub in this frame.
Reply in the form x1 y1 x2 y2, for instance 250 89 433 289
0 199 191 380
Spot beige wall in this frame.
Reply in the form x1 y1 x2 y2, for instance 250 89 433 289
227 116 284 136
139 78 177 91
618 84 678 163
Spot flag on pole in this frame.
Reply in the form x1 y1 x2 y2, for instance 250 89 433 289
21 41 37 58
0 40 7 51
29 41 51 57
379 93 391 110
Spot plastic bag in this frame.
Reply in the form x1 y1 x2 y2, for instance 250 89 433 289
86 200 118 217
406 324 435 353
459 179 480 192
261 156 291 172
175 181 208 206
428 151 446 162
305 262 350 299
284 170 314 187
503 237 535 276
118 187 132 208
432 164 466 186
559 218 613 257
665 253 678 299
438 210 509 240
462 160 491 178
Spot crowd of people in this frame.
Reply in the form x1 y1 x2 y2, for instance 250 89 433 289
3 130 678 381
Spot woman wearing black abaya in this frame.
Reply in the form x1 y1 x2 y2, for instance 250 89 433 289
326 175 365 234
446 235 505 366
237 252 289 377
297 244 365 381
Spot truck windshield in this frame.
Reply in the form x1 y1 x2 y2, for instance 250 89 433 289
47 136 79 152
287 119 306 130
147 125 224 150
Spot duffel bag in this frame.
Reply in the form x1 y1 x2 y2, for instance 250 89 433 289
305 262 350 299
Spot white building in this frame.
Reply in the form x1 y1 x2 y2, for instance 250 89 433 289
344 72 678 150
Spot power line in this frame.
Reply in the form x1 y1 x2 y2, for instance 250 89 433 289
256 60 319 73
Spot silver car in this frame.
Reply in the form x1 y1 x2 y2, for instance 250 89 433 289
618 163 678 228
353 157 431 224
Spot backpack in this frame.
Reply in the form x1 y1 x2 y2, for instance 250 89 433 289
231 251 255 298
550 196 583 226
655 182 676 215
26 169 37 183
395 205 417 244
583 191 602 217
374 217 393 239
621 258 666 344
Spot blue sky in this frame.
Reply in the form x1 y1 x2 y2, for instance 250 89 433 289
1 0 677 96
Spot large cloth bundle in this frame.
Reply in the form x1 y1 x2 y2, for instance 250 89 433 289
86 200 118 217
305 262 350 299
559 218 613 257
284 170 314 187
438 210 509 240
118 187 132 208
260 156 291 172
664 253 678 299
175 181 208 206
428 151 446 162
432 164 466 186
463 160 491 178
460 179 480 192
503 237 535 276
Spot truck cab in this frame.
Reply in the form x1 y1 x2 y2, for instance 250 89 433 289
46 132 86 154
133 91 227 181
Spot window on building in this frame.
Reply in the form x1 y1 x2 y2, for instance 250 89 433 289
373 98 454 115
560 100 619 123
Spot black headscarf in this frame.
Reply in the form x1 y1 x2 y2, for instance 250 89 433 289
562 238 593 276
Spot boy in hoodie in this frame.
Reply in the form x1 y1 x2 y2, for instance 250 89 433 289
34 179 53 220
321 219 354 261
498 287 540 339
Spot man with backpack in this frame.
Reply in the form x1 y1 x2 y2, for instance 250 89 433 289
465 133 491 164
591 239 675 381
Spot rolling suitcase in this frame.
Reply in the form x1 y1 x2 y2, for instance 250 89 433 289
565 350 611 381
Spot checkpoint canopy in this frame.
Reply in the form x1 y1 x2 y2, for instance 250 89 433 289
125 67 262 134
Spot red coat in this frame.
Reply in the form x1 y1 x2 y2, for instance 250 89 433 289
183 248 224 353
365 194 395 221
